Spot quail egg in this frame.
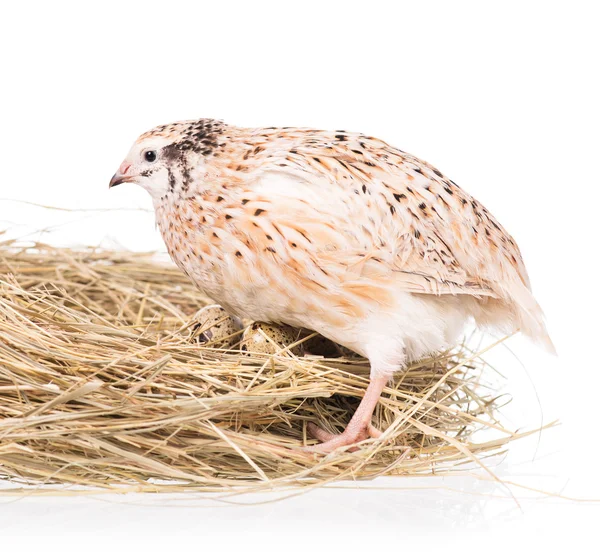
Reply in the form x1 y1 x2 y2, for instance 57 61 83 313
191 305 243 348
240 322 303 355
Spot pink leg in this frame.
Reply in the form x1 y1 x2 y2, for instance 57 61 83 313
305 375 389 453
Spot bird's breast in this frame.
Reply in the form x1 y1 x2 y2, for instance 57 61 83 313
155 200 223 294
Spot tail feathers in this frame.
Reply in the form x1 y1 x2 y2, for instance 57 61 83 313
497 280 556 355
519 306 556 355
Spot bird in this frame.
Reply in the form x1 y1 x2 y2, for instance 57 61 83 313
109 118 554 453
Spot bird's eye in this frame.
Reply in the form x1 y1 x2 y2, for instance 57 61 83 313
144 150 157 162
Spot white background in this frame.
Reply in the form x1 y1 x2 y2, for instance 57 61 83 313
1 1 599 550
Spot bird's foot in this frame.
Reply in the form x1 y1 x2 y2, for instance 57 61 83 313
305 421 382 454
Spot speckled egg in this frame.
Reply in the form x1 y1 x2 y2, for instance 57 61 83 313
191 305 243 348
240 322 303 355
303 332 359 358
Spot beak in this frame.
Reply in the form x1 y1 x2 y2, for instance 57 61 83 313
109 173 124 188
109 163 136 189
109 173 137 188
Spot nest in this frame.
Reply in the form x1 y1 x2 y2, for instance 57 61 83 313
0 238 544 495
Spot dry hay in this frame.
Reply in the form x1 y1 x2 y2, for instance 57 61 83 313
0 238 547 495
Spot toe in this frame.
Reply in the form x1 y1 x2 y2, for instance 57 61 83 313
304 423 380 454
307 421 337 442
368 424 382 438
305 417 385 453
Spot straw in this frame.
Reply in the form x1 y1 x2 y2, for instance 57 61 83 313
0 238 552 495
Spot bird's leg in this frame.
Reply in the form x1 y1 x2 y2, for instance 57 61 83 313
306 375 389 453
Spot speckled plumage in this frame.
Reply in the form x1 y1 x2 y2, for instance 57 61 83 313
111 118 553 451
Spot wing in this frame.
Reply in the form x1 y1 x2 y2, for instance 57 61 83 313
246 129 529 295
237 127 552 350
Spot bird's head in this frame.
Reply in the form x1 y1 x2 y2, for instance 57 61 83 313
109 119 225 200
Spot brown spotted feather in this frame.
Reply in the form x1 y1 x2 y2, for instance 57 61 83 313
115 119 554 368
